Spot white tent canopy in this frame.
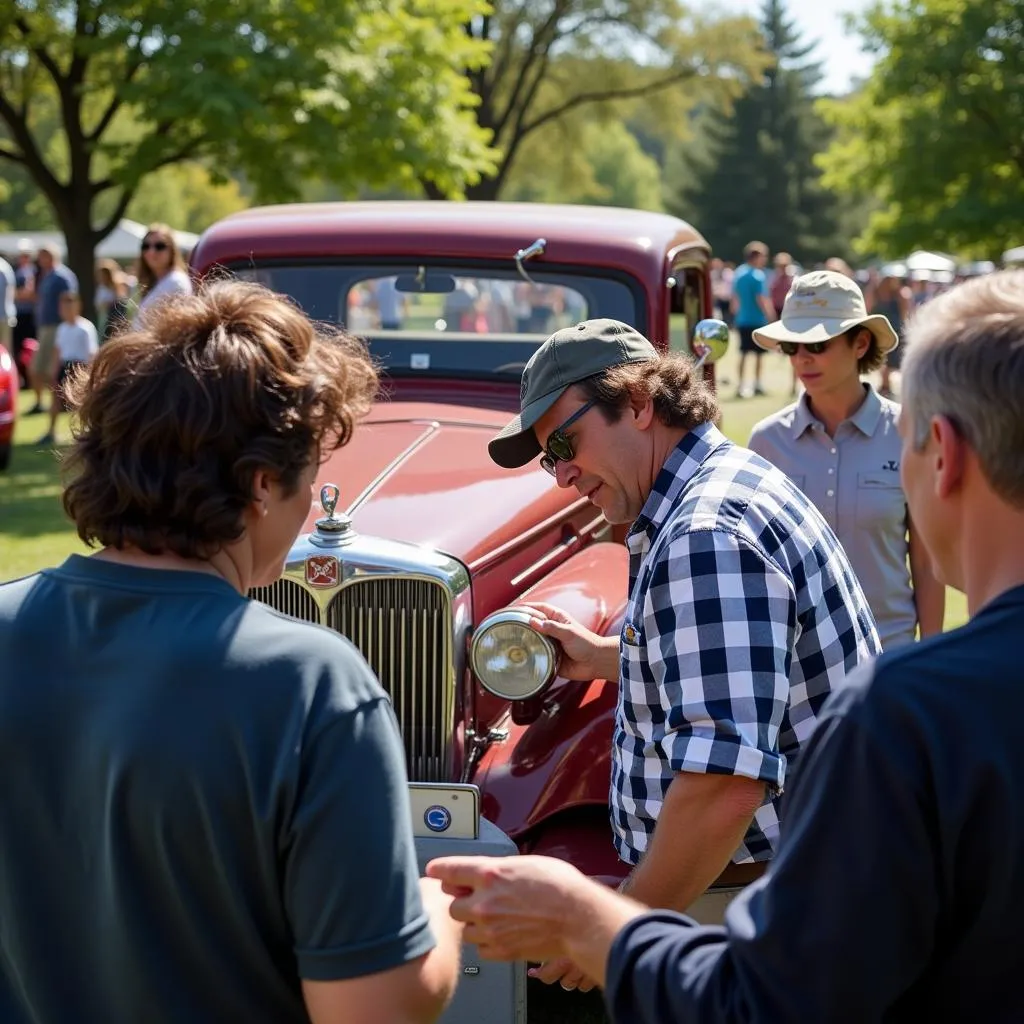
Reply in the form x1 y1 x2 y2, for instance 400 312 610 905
0 218 199 263
903 250 957 283
904 250 957 273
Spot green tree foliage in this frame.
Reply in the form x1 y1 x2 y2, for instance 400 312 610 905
0 0 495 309
501 114 664 211
669 0 846 265
444 1 766 199
0 154 249 237
818 0 1024 258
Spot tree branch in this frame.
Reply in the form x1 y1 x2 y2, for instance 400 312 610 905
0 81 64 202
93 186 137 243
68 0 93 91
92 134 208 202
967 99 1024 178
87 54 147 141
492 0 574 136
521 64 703 136
14 17 65 86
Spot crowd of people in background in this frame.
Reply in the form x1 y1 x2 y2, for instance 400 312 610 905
709 241 983 402
0 223 193 442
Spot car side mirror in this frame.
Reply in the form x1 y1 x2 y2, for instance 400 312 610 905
692 318 730 367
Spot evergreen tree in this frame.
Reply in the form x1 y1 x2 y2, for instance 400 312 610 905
669 0 847 266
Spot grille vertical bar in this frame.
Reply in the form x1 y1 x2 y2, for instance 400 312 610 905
328 578 453 782
250 580 321 623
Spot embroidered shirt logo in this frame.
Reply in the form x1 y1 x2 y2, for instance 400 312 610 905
882 460 899 471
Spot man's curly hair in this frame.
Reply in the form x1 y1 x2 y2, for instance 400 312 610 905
61 280 379 559
576 351 720 431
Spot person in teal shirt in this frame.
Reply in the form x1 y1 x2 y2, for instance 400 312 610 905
731 240 775 398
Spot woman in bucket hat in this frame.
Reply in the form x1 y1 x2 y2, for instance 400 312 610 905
748 270 945 649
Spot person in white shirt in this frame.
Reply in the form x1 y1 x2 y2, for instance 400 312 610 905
40 291 98 445
131 223 192 327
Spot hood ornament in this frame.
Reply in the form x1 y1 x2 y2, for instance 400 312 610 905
313 483 354 546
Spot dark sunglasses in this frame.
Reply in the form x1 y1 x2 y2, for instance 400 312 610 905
539 399 597 476
778 338 832 357
141 240 169 252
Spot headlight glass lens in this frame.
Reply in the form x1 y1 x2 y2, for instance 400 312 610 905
471 618 558 700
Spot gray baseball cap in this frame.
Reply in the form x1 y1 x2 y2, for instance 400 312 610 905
488 318 657 469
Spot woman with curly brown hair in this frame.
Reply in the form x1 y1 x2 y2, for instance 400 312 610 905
0 281 462 1024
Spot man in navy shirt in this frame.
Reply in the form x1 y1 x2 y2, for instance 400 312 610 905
430 268 1024 1022
28 243 77 415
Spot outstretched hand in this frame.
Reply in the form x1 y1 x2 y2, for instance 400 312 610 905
517 602 619 682
425 854 644 988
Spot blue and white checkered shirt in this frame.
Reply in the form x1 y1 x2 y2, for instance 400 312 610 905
611 422 880 866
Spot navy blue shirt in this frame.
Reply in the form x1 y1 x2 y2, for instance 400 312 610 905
0 556 433 1024
605 584 1024 1023
36 263 78 326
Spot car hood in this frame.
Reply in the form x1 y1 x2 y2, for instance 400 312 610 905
304 402 581 569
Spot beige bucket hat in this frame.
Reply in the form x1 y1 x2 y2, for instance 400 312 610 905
753 270 899 354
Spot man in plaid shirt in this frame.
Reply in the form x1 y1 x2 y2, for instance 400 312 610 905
487 319 880 990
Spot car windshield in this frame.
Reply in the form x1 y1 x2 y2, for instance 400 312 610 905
230 262 643 379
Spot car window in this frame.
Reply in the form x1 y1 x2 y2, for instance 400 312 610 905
231 263 642 379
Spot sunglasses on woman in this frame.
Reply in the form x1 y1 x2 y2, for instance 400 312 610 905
141 240 168 252
778 339 832 357
539 398 597 475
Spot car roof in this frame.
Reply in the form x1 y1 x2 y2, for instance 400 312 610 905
189 201 710 284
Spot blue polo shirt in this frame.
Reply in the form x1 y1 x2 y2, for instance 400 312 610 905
732 263 768 328
36 263 78 326
604 584 1024 1022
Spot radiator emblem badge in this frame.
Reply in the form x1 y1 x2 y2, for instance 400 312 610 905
305 554 340 588
424 805 452 833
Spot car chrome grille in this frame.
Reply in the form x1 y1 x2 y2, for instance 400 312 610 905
328 578 453 782
250 579 320 623
250 576 454 782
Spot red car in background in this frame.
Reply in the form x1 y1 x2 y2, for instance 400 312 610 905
0 343 18 471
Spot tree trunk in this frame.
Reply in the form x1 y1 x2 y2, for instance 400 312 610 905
463 177 502 201
59 205 99 327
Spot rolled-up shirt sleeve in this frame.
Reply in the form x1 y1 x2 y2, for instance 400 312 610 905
645 527 796 793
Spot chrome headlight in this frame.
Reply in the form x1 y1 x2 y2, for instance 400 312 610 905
470 609 560 701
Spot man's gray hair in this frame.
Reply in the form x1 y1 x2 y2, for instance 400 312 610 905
902 270 1024 507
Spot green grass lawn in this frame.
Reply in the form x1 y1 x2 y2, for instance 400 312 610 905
1 350 968 633
0 390 90 581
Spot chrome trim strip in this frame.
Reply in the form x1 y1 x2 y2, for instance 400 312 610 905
465 495 593 575
345 422 440 516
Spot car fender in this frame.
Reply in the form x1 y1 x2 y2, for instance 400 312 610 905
472 541 628 840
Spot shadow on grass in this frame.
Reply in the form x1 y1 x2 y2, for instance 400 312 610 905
0 438 74 538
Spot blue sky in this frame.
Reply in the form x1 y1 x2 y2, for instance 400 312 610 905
714 0 877 95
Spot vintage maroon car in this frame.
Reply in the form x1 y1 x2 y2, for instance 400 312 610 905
189 201 734 910
0 342 19 471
